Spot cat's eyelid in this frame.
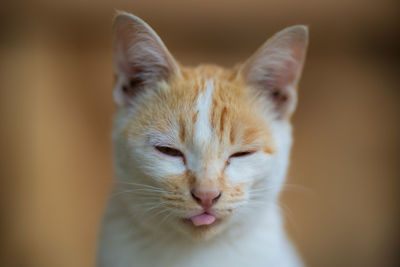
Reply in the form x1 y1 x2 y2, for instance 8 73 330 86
154 145 184 158
229 150 257 158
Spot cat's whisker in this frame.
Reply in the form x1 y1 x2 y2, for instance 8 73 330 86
130 201 164 209
248 190 273 195
126 189 165 193
114 188 164 195
111 193 160 198
110 187 164 198
248 194 270 202
248 191 270 196
249 185 282 192
109 192 162 201
244 203 268 209
116 181 164 190
125 203 171 229
270 201 299 233
158 210 175 226
144 207 172 223
142 204 166 214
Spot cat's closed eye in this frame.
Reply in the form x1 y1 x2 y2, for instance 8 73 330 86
155 146 184 158
229 151 255 158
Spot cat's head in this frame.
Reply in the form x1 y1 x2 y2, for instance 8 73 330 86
111 12 308 240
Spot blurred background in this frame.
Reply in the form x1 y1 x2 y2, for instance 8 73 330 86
1 0 399 266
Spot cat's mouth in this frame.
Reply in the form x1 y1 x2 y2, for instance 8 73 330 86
181 211 220 228
189 212 216 226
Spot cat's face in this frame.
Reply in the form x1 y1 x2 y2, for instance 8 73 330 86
112 12 307 240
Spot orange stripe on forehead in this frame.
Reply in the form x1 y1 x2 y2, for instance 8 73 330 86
219 106 227 141
179 117 186 142
229 125 236 144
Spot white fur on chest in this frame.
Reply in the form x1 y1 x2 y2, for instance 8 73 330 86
98 198 302 267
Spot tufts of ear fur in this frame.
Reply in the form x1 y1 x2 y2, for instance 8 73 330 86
113 11 180 106
240 25 308 120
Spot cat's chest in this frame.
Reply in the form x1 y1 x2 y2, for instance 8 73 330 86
117 237 299 267
99 214 301 267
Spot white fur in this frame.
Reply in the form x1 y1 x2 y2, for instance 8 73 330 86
193 79 214 146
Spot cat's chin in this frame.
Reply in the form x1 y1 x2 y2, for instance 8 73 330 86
178 217 228 241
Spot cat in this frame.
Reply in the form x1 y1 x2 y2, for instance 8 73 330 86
97 11 308 267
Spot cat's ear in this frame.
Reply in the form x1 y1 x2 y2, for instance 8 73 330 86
113 12 180 106
240 25 308 120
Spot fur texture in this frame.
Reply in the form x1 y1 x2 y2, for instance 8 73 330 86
97 11 308 267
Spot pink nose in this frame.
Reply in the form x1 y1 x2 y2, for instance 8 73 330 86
190 189 222 209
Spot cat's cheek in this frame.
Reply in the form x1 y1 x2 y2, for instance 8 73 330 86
225 163 252 184
225 153 273 183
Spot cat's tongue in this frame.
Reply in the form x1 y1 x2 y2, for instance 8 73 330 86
190 213 216 226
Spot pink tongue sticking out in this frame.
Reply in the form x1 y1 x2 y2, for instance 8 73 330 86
190 213 216 226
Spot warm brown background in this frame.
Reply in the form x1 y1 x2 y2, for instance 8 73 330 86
1 0 399 266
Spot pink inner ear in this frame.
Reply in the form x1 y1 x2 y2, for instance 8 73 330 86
113 13 180 106
241 26 308 119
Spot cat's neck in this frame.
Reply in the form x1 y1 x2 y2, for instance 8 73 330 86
99 193 303 267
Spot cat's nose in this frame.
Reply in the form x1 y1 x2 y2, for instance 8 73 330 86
190 189 222 209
